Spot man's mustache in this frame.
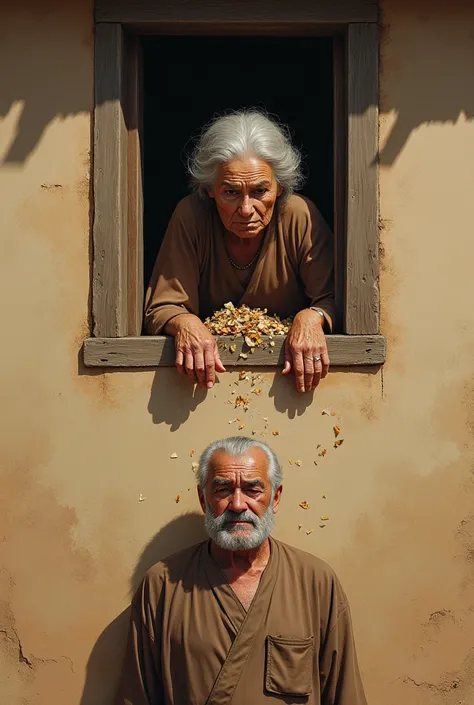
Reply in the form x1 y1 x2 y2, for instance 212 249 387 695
218 509 258 527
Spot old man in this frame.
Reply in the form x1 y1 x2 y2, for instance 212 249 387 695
115 437 367 704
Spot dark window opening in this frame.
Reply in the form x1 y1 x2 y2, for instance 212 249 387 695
142 34 334 294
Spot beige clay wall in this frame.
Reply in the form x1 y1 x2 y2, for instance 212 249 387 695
1 0 474 703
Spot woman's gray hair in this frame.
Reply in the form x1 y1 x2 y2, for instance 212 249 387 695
188 110 304 201
197 436 283 493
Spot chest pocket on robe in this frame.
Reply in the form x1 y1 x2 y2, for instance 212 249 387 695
265 634 314 697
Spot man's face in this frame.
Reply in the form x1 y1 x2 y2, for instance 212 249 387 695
208 157 282 239
198 448 282 551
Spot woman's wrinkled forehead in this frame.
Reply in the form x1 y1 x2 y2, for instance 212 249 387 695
214 157 276 188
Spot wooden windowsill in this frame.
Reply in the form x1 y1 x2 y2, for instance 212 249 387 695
83 334 386 368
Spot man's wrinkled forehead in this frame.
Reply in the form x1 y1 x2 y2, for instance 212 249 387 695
208 448 270 479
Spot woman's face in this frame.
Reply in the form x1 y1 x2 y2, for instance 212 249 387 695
209 156 282 239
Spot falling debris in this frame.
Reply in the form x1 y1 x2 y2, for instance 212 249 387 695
170 453 178 459
334 439 345 449
235 395 250 411
175 495 181 504
263 417 268 422
322 409 337 417
239 370 247 380
191 462 198 472
298 524 303 530
322 494 327 499
319 524 327 529
238 424 246 430
333 425 341 438
288 459 294 465
318 449 327 457
316 444 321 449
299 501 310 510
321 515 329 521
252 388 263 396
228 417 239 424
305 529 314 536
138 494 146 502
313 461 318 466
190 449 195 457
239 353 248 360
294 460 303 467
272 430 280 436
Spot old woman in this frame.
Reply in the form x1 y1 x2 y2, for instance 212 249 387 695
145 110 334 392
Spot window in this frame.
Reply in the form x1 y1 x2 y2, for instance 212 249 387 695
84 0 385 368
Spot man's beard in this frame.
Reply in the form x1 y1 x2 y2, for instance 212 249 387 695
204 502 275 551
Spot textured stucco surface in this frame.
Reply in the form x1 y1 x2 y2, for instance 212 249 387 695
1 1 474 703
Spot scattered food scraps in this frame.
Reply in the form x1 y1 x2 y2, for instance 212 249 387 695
288 459 294 465
175 495 180 503
170 453 178 459
306 529 314 536
322 494 327 499
295 460 303 467
235 395 250 410
229 344 236 353
313 461 318 466
239 370 247 380
299 501 310 510
139 494 146 502
263 417 268 422
252 388 263 396
239 353 248 360
316 444 321 449
333 425 341 438
298 524 303 530
238 424 246 430
272 430 280 436
190 449 195 457
204 302 291 339
321 515 329 521
322 409 337 417
319 524 327 529
318 449 327 457
334 439 345 448
191 462 198 472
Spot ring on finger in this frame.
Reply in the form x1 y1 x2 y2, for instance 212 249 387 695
313 356 322 363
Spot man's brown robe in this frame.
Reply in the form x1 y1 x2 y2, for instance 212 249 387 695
144 194 334 334
115 538 367 705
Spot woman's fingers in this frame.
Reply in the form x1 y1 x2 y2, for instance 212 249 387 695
320 349 330 379
184 351 197 383
282 342 292 376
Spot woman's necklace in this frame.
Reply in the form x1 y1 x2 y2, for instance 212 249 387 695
227 248 261 271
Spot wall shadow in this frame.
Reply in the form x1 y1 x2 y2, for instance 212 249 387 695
147 370 210 430
268 372 315 419
80 511 207 705
2 4 474 168
379 5 474 165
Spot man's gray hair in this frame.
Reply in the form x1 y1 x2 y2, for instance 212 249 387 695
197 436 283 492
188 110 304 201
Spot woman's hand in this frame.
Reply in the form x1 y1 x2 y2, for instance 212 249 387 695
282 309 330 392
165 314 226 389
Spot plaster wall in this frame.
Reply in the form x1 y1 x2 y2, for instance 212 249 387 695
1 1 474 703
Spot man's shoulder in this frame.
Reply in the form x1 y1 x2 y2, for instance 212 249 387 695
274 539 340 584
142 540 207 586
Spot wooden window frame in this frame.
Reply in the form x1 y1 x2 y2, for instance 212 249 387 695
84 0 385 368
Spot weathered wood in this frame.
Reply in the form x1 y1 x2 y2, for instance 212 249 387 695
333 35 347 333
95 0 377 25
83 335 386 367
346 23 379 334
126 35 144 335
93 23 128 337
